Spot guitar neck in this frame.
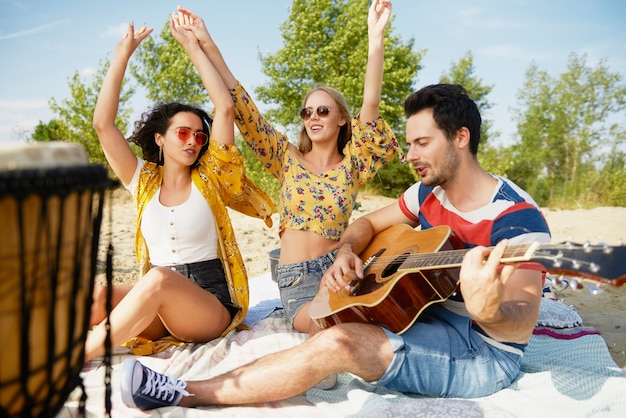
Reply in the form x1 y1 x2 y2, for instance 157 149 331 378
394 239 625 287
398 243 538 271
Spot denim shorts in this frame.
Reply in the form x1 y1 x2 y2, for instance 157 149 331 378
371 305 524 398
159 259 240 319
275 249 338 327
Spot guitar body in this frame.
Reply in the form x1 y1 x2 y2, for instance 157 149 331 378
309 225 463 334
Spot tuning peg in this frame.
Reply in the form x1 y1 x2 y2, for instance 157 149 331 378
551 258 563 268
546 275 569 291
568 279 583 290
586 283 603 295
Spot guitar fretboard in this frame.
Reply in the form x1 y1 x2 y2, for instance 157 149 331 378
385 243 537 271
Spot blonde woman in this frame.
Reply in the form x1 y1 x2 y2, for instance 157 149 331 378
175 0 403 333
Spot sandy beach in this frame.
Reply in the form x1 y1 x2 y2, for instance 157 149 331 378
97 187 626 368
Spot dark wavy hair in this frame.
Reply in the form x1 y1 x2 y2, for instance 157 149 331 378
404 84 482 155
127 102 212 167
298 85 352 155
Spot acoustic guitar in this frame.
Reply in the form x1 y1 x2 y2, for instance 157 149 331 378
308 224 626 334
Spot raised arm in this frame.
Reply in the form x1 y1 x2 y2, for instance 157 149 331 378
170 12 234 146
93 22 152 185
175 5 238 90
359 0 392 123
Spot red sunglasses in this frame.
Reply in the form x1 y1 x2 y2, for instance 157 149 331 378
300 105 331 121
172 127 209 146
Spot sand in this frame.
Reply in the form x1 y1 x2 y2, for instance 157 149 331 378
97 187 626 368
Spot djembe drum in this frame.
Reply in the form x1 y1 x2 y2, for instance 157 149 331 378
0 142 110 417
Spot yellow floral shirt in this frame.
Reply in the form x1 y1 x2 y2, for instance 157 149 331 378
231 82 404 240
132 139 274 335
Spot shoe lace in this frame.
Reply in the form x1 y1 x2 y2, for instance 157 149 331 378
142 367 190 402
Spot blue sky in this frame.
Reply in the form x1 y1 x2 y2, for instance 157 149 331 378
1 0 625 146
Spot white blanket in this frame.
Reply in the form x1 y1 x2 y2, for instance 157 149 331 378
57 273 626 417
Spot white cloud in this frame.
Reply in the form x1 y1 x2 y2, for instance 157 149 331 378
0 19 70 40
0 99 51 142
0 99 48 110
80 67 98 78
101 23 129 39
0 119 39 143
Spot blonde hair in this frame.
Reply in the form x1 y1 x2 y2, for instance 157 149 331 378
298 85 352 155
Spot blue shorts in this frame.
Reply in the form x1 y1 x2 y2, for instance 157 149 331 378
371 305 525 398
275 250 337 327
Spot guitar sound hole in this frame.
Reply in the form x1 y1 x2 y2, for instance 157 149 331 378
352 274 378 295
381 253 409 278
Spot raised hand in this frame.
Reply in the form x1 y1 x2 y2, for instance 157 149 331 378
173 5 213 45
368 0 392 36
172 5 239 90
115 22 152 59
170 10 200 48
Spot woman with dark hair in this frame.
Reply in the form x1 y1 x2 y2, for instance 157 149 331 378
175 0 404 334
85 16 273 362
127 102 212 167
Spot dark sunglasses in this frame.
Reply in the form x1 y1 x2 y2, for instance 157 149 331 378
172 127 209 146
300 105 331 121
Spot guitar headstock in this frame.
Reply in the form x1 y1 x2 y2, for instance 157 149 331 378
530 241 626 288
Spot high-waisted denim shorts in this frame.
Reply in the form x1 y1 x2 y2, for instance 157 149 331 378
275 249 338 326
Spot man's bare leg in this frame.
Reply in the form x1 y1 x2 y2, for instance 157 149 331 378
180 323 394 407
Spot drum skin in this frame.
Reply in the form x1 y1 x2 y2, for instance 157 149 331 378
0 142 109 418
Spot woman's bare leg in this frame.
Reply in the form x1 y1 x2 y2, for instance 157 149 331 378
84 267 231 362
90 283 131 326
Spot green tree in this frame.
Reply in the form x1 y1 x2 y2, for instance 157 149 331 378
46 59 135 166
257 0 422 135
511 53 626 206
589 127 626 206
130 20 206 106
31 119 70 143
255 0 424 197
238 137 281 204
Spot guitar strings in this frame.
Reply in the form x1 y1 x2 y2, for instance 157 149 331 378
363 242 615 272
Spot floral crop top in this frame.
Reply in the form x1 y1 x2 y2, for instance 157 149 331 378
230 82 404 240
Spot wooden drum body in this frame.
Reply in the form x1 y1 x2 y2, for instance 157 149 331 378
0 142 109 417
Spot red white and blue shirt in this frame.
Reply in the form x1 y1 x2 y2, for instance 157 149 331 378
399 175 551 248
400 175 551 350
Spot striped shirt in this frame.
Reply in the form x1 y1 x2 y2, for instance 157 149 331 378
399 175 551 248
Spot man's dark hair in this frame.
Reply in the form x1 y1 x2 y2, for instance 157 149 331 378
404 84 482 155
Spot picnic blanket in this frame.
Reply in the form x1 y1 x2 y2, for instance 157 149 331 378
57 273 626 417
